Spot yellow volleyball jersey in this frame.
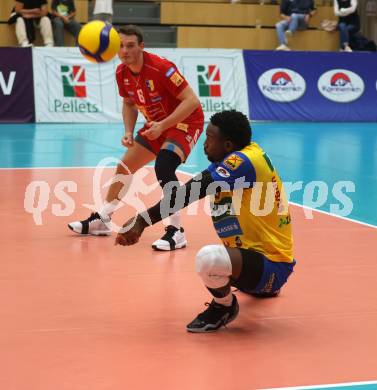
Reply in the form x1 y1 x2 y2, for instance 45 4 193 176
207 142 293 263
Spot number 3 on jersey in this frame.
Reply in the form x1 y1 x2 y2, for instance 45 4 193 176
137 89 145 103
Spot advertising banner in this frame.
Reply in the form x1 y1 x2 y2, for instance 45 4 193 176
148 49 249 122
0 48 35 123
243 50 377 121
33 47 120 122
33 47 249 123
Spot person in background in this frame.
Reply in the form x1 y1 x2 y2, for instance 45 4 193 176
275 0 316 50
334 0 359 52
51 0 82 46
93 0 113 23
12 0 54 47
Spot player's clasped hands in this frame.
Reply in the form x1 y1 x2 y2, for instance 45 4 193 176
141 121 164 140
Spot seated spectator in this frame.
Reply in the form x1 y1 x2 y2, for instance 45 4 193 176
276 0 316 50
51 0 82 47
93 0 113 23
12 0 54 47
334 0 360 52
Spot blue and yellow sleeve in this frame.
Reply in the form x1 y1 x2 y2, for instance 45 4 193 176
207 152 256 190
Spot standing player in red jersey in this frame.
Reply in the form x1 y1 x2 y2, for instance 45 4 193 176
68 25 204 250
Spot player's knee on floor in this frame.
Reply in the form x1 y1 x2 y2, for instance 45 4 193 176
154 149 181 190
195 245 232 289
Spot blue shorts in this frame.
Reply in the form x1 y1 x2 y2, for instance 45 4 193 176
252 258 296 295
232 249 296 295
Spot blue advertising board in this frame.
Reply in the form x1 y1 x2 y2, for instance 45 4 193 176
243 50 377 121
0 48 35 123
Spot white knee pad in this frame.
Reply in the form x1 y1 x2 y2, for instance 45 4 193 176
195 245 232 289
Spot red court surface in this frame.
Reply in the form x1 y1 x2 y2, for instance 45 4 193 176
1 168 376 390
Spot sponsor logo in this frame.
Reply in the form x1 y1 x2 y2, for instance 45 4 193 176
258 68 306 102
61 65 86 98
170 72 184 87
223 154 244 170
165 66 175 77
151 96 162 103
182 57 237 115
214 218 243 238
136 102 166 121
176 122 189 132
197 64 221 97
216 166 230 178
146 79 155 92
0 71 16 95
124 78 130 86
46 61 100 114
318 69 364 102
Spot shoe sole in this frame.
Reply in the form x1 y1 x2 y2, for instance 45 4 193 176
68 224 111 236
186 304 240 333
151 241 187 251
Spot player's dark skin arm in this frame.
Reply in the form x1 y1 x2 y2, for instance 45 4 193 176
115 169 244 281
115 170 216 246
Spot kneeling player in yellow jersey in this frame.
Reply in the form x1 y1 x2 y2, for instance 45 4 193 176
116 110 296 333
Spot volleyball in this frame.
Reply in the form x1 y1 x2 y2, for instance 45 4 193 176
77 21 121 63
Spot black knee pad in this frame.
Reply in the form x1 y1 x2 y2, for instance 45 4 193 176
232 249 264 292
154 149 182 190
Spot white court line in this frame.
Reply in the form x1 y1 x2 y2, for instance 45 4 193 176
1 165 376 229
259 380 377 390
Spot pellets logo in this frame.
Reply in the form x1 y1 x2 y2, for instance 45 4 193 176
181 56 242 118
197 65 221 97
46 60 100 114
61 65 86 98
258 68 306 102
318 69 364 102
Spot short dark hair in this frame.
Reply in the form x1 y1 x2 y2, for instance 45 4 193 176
118 25 144 44
210 110 251 149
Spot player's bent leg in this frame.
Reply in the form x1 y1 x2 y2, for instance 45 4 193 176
151 147 187 251
187 245 239 333
105 142 156 205
232 249 295 298
68 141 156 236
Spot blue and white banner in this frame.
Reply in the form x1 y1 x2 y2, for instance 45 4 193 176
243 50 377 121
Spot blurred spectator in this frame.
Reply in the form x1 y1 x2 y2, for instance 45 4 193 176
93 0 113 23
11 0 54 47
334 0 360 51
51 0 82 46
275 0 316 50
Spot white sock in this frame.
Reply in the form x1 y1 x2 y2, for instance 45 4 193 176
214 292 233 307
98 200 120 220
168 212 181 229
